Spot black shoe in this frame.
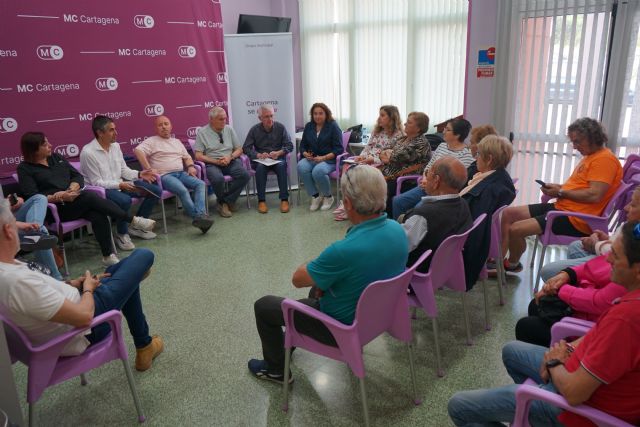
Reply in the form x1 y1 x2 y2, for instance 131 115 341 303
247 359 293 385
192 216 214 234
19 233 58 252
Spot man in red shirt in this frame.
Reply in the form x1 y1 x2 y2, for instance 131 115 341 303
448 221 640 426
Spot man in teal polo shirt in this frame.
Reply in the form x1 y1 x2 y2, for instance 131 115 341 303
248 165 409 383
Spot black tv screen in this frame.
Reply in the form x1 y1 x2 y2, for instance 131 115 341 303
237 14 291 33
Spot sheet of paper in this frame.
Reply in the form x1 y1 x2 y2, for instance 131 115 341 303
253 158 282 166
23 235 41 242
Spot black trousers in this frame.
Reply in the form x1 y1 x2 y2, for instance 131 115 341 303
54 191 133 256
254 292 337 375
515 299 552 347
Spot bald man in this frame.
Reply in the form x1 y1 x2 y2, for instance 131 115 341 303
398 156 472 273
135 116 213 233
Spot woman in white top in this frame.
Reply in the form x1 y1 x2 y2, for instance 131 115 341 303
354 105 404 164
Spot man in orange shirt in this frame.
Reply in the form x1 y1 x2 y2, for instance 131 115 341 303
498 118 622 272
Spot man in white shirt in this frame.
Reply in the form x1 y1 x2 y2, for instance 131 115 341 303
80 116 160 250
0 198 163 371
135 116 213 233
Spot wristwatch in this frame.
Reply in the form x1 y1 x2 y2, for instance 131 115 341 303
545 359 564 369
557 189 564 199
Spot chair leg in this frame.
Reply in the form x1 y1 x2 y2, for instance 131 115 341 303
29 402 35 427
431 317 444 377
461 293 473 346
529 236 539 268
534 245 547 292
245 184 251 209
406 343 421 405
282 347 292 412
160 200 168 234
296 178 301 206
108 218 117 255
482 279 491 331
121 359 146 423
80 373 88 385
496 259 505 306
358 377 371 427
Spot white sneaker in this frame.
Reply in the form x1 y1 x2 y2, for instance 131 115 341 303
102 253 120 266
131 216 156 232
309 196 323 211
129 226 157 240
115 233 135 251
320 196 335 211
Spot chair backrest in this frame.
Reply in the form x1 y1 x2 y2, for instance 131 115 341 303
0 310 36 363
488 205 509 259
429 213 486 293
341 131 352 152
353 250 430 346
622 153 640 182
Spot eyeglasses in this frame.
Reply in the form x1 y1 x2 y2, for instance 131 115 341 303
344 163 360 188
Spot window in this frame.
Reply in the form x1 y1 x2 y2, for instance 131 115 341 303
299 0 468 130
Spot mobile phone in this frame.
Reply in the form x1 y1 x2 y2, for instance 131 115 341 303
535 179 548 188
8 193 18 206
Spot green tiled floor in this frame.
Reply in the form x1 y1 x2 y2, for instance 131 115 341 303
9 192 558 426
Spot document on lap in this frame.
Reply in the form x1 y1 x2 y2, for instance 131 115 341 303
253 158 282 166
133 180 162 198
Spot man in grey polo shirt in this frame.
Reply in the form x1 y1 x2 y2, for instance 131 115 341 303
243 104 293 214
194 107 250 218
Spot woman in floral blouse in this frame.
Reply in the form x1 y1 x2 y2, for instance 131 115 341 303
379 112 432 216
354 105 404 164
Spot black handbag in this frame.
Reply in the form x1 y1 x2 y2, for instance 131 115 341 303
346 124 363 144
536 295 573 325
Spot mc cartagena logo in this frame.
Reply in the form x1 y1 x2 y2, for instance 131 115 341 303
0 117 18 133
144 104 164 117
178 45 196 58
134 15 155 28
36 45 64 60
186 127 201 139
95 77 118 91
54 144 80 157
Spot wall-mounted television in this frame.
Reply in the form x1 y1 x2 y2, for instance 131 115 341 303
237 14 291 34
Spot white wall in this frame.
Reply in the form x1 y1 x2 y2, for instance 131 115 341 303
464 0 499 128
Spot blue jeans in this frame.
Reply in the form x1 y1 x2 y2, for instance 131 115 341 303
106 189 159 235
205 158 250 204
448 341 563 427
392 186 425 219
253 159 289 201
297 158 335 197
14 195 62 280
87 248 154 349
161 172 207 219
539 240 596 282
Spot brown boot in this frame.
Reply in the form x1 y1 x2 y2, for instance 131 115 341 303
258 201 268 214
280 200 290 213
135 335 164 371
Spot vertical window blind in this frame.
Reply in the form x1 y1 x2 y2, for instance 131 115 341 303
507 0 614 204
298 0 468 130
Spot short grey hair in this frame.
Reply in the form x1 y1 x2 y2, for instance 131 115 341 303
431 157 468 191
0 198 14 227
257 104 274 116
208 106 226 120
340 165 387 215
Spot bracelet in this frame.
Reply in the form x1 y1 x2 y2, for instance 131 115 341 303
82 290 93 294
187 164 196 169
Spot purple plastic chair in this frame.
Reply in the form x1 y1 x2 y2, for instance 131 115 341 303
296 131 351 205
530 182 633 290
395 174 422 195
280 250 431 427
622 153 640 183
550 316 594 345
187 139 251 210
513 381 633 427
513 317 628 426
479 205 510 306
408 214 486 377
0 309 145 426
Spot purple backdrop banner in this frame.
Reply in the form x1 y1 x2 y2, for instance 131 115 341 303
0 0 227 177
